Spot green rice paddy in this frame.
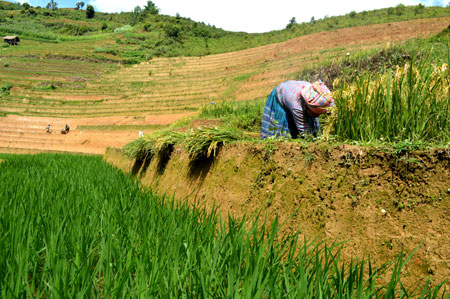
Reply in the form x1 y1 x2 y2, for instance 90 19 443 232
0 153 447 297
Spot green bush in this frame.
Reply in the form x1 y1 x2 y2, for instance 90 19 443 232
86 5 95 19
143 23 151 32
164 24 181 39
1 83 12 95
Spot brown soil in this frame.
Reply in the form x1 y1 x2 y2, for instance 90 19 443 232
105 143 450 291
0 113 194 155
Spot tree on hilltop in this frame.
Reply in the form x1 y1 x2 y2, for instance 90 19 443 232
130 6 143 25
46 0 58 10
86 5 95 18
75 2 85 10
414 3 425 15
286 17 296 29
144 1 159 15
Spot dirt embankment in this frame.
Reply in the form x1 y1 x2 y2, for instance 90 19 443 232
105 143 450 289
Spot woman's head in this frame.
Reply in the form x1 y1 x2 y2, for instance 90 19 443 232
301 80 334 115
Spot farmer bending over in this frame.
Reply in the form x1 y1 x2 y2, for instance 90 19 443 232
261 80 334 139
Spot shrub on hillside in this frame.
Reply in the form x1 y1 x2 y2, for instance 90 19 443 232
114 25 133 33
164 24 182 39
86 5 95 19
143 23 151 32
1 83 13 95
395 4 405 16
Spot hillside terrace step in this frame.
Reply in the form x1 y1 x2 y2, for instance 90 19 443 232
0 137 65 145
0 122 69 129
0 141 67 151
0 128 57 135
0 126 68 134
0 132 67 140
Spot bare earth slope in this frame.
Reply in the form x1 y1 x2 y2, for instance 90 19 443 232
105 142 450 290
1 17 450 154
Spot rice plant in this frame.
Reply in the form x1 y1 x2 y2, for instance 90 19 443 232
122 129 186 160
122 127 244 161
151 130 186 156
330 57 450 144
0 153 447 297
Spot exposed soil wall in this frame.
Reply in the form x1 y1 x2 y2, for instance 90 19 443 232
105 143 450 288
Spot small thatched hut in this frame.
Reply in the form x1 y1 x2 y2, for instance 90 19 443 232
3 36 20 46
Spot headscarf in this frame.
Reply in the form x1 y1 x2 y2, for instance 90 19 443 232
301 80 334 115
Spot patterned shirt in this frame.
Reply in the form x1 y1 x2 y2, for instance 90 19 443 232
275 80 313 135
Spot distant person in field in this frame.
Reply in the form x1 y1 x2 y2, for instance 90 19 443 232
65 124 70 133
46 124 51 134
261 80 334 139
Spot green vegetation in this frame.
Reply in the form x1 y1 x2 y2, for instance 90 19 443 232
299 46 413 89
0 153 447 297
1 1 450 61
123 126 244 161
183 126 244 160
1 82 12 95
123 129 185 160
123 35 450 158
85 4 94 19
331 58 450 144
171 31 450 150
199 99 265 132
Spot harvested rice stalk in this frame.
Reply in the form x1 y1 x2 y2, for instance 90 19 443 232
152 130 186 156
122 135 155 159
183 127 243 160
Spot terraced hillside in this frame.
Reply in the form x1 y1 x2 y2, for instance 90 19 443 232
1 17 449 154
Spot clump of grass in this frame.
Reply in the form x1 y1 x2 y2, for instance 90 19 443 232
151 130 185 156
199 99 264 132
1 83 12 95
33 82 58 91
183 126 243 160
